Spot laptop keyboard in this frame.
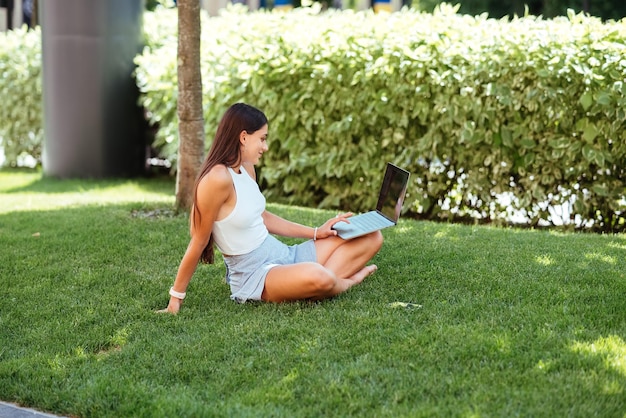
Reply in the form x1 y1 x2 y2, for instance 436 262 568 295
350 211 393 230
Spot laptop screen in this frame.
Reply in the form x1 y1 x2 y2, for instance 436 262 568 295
376 163 410 223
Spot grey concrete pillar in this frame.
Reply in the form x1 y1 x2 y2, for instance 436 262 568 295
41 0 146 178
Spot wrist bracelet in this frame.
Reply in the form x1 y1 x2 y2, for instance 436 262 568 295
313 227 318 241
169 287 186 300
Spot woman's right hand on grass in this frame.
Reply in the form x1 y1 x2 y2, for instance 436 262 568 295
156 296 182 314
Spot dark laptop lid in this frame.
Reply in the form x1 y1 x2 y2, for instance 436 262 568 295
376 163 410 223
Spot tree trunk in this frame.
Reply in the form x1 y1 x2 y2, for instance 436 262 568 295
175 0 205 211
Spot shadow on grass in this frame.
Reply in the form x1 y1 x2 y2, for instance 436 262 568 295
1 168 174 195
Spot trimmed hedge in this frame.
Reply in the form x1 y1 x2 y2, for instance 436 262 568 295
0 26 42 168
136 4 626 231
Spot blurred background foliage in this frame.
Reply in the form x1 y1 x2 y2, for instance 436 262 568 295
414 0 625 21
144 0 626 20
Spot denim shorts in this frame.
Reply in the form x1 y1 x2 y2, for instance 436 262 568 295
223 235 317 303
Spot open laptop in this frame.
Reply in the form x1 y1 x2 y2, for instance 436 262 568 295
331 163 410 240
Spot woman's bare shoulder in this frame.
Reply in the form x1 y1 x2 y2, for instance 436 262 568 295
198 164 232 192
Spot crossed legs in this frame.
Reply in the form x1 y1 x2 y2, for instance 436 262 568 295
261 231 383 302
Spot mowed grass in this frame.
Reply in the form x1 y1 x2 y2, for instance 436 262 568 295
1 169 625 417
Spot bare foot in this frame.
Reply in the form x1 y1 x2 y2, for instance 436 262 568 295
346 264 378 285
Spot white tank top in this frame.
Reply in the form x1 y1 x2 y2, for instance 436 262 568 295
212 166 268 255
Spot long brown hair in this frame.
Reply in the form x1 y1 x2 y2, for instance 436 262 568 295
194 103 268 264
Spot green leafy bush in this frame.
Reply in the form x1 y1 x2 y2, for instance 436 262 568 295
0 26 42 168
1 5 624 231
136 4 626 231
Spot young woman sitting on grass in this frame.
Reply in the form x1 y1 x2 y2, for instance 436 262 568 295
161 103 382 313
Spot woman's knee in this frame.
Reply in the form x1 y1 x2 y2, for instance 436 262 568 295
308 265 337 293
365 230 384 251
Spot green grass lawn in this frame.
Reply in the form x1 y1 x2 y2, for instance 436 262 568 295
1 169 625 417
